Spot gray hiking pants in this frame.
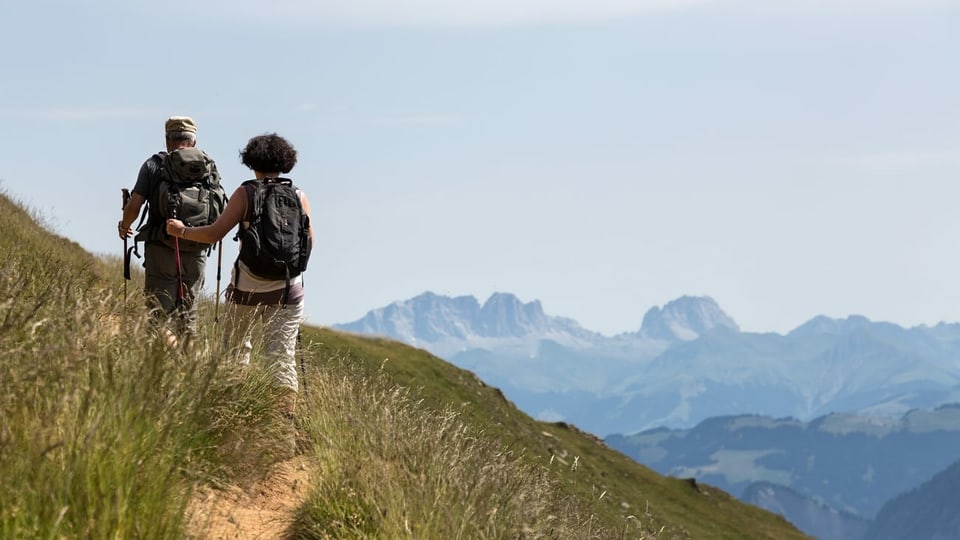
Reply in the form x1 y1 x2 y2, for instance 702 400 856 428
143 241 206 339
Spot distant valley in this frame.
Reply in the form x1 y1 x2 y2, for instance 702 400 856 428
334 291 960 540
606 406 960 522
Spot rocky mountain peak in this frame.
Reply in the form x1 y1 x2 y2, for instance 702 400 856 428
479 292 548 336
639 295 739 341
333 291 598 353
788 314 874 338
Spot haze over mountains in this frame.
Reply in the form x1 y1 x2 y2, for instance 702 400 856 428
336 292 960 539
335 292 960 436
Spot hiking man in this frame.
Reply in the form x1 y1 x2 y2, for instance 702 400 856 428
118 116 226 349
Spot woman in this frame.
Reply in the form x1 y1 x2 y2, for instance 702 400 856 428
166 133 313 419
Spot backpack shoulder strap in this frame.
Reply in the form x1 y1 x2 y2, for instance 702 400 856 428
135 151 169 233
239 179 262 221
151 151 168 179
233 179 263 290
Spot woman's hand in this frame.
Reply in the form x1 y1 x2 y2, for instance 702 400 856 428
166 218 185 238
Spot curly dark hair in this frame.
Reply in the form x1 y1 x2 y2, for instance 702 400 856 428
239 133 298 174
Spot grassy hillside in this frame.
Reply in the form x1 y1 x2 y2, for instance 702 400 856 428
302 330 810 539
0 190 809 539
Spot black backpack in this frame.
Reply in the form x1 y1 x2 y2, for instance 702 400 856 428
137 148 227 252
234 178 311 302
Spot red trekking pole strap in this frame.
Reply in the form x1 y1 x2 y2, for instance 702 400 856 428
172 211 185 308
173 237 185 306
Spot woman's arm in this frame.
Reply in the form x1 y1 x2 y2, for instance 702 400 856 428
166 186 247 244
300 191 315 247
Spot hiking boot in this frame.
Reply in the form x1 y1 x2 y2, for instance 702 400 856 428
275 389 299 458
279 389 297 422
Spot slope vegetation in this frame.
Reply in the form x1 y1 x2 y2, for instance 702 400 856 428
0 191 808 539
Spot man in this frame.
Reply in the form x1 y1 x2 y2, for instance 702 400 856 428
118 116 222 349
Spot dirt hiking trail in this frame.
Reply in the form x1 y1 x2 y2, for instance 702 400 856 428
188 457 312 539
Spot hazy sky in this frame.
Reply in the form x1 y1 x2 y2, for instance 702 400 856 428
2 0 958 336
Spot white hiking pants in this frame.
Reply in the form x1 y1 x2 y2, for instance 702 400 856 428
222 301 304 392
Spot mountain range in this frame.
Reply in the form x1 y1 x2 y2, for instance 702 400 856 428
334 292 960 437
335 291 960 539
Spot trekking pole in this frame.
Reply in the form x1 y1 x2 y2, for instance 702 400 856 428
297 327 308 396
214 239 223 323
121 189 131 302
171 209 186 311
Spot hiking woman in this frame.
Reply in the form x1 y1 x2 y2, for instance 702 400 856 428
165 133 313 418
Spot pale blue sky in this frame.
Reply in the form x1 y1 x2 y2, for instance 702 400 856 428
1 0 958 336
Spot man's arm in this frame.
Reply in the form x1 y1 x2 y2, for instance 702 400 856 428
118 193 146 239
118 156 158 239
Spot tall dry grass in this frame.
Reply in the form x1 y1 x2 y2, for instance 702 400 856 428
289 354 637 539
0 193 290 538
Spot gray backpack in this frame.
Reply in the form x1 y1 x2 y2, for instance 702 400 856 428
141 148 227 252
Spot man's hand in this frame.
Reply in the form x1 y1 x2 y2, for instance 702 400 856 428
118 221 132 240
120 191 145 240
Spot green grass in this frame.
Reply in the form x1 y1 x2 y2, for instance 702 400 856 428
291 356 621 539
299 329 811 539
0 190 810 539
0 192 289 538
